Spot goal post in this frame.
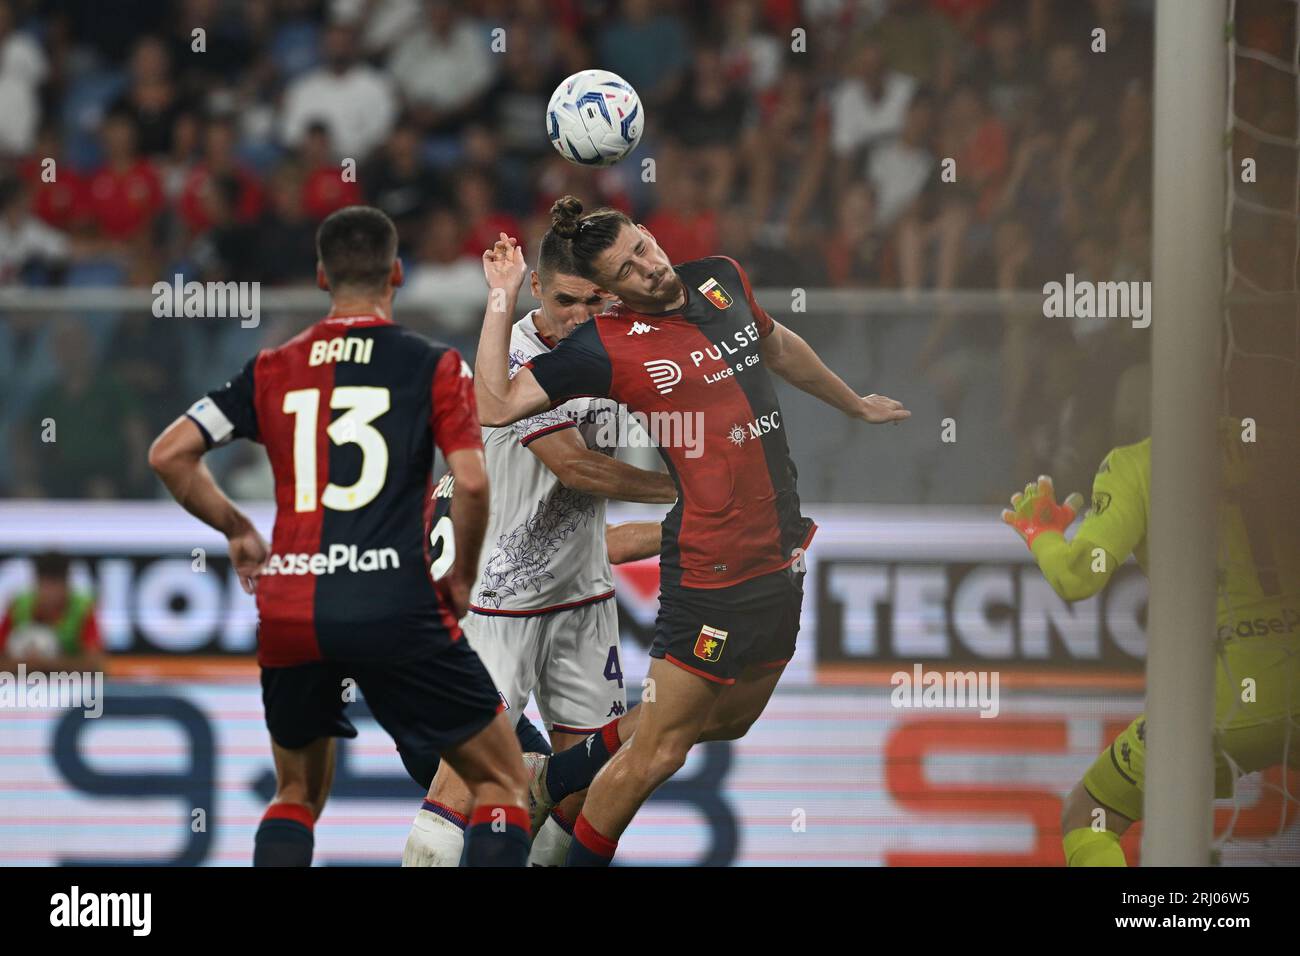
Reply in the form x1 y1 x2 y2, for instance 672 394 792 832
1143 0 1228 866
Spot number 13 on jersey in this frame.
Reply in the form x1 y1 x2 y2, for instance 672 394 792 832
282 386 391 512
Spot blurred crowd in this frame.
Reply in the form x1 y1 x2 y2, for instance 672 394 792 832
0 0 1290 502
0 0 1159 292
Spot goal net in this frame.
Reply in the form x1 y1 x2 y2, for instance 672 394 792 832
1213 0 1300 864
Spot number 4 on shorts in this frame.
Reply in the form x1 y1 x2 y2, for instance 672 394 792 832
604 646 624 688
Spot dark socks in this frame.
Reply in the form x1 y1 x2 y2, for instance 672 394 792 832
514 715 553 756
565 813 617 867
253 803 315 867
463 805 531 866
544 717 624 802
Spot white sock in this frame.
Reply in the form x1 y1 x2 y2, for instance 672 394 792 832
402 807 466 867
527 813 574 867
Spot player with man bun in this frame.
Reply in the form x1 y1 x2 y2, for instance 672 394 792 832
471 196 909 865
404 225 673 867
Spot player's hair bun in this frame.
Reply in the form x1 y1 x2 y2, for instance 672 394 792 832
550 195 584 239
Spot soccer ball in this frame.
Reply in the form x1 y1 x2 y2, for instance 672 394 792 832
546 70 643 167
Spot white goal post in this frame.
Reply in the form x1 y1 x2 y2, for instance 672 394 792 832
1143 0 1228 866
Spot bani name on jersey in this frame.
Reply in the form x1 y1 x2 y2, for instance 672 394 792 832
186 313 482 666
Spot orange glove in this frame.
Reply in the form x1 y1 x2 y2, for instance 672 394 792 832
1001 475 1084 549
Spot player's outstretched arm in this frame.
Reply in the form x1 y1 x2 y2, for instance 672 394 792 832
606 521 662 564
1001 475 1118 602
759 320 910 424
527 428 677 503
444 447 489 618
475 233 553 427
148 416 267 593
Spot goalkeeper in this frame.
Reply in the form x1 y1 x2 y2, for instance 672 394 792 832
1002 431 1300 866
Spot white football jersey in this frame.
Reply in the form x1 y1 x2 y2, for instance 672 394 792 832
470 310 621 615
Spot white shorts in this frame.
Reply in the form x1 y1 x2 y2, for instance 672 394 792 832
461 597 626 735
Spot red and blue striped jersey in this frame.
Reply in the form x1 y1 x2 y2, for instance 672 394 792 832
526 257 815 590
187 314 481 666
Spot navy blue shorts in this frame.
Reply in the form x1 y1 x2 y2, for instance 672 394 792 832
650 567 805 685
261 635 503 789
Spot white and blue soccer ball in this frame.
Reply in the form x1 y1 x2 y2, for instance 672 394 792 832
546 70 643 167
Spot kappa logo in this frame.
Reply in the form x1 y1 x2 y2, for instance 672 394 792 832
1091 491 1111 515
643 359 682 394
693 624 729 663
698 277 733 309
627 321 659 335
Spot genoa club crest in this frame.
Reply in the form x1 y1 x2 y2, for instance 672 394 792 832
698 277 733 310
693 624 729 662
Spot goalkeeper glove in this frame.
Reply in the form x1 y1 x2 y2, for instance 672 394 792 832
1000 475 1083 549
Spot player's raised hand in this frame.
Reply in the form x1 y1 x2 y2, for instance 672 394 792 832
857 393 910 424
228 524 269 594
1000 475 1084 549
482 231 528 294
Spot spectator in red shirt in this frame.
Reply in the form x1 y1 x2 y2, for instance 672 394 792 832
642 163 718 264
298 121 362 222
20 125 88 232
533 154 633 220
86 109 164 242
455 166 521 260
0 551 105 672
945 83 1008 221
929 0 998 35
819 181 886 287
178 115 264 234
